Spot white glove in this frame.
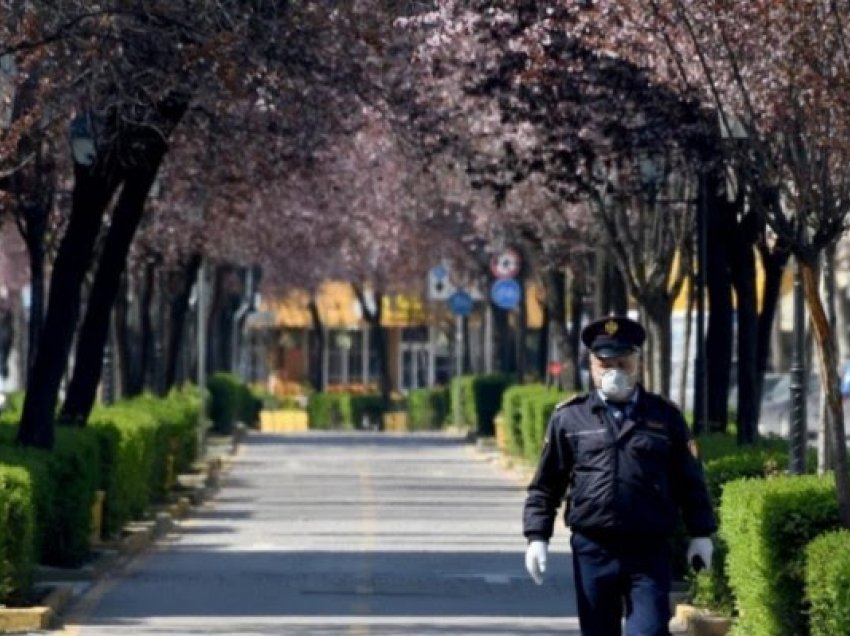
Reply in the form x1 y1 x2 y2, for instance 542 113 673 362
687 537 713 571
525 540 548 585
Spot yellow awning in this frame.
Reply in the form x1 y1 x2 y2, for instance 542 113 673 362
264 282 431 329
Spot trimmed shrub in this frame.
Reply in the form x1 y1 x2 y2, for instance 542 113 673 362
470 374 513 437
408 387 449 430
690 435 815 613
0 424 99 568
500 384 553 457
520 391 566 462
720 474 839 636
307 393 353 429
805 529 850 636
349 394 384 429
0 465 35 605
89 405 158 538
207 373 241 434
450 375 476 428
124 392 201 501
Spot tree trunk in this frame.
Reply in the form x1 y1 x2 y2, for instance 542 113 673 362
593 248 627 317
351 285 391 408
820 245 838 473
516 277 527 379
17 161 121 448
462 315 472 374
645 301 673 398
569 274 584 391
164 254 202 393
730 220 759 445
679 268 695 409
801 260 850 528
113 273 131 397
705 197 734 433
19 202 48 380
492 303 515 374
60 157 164 424
124 260 156 397
755 247 789 421
307 299 325 393
537 301 549 381
541 267 577 390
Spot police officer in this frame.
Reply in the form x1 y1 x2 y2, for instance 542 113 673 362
522 315 716 636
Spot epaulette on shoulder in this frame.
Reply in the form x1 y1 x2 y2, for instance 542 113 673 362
554 394 587 411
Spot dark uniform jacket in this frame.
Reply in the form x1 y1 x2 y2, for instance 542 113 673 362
523 386 716 542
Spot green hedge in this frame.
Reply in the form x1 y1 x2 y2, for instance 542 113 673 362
450 375 476 428
450 374 513 436
307 393 354 429
407 387 449 430
0 423 100 569
689 435 814 613
0 465 35 604
89 391 201 538
472 374 513 436
521 391 566 462
805 529 850 636
207 373 261 434
500 384 553 457
721 474 839 636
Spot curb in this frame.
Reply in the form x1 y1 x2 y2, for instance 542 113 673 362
0 442 239 633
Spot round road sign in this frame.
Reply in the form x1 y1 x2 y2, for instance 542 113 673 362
490 248 521 279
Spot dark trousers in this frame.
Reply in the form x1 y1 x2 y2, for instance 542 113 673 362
570 531 672 636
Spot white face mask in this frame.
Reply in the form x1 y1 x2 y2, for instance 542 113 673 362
599 368 636 402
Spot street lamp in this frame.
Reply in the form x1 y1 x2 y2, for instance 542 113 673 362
788 255 807 473
68 113 96 166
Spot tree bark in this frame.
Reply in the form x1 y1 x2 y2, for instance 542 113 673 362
568 273 584 391
705 195 734 433
492 303 515 374
113 273 132 397
537 300 549 381
516 277 527 379
163 254 202 393
801 260 850 528
307 299 325 393
60 156 164 424
462 315 472 374
755 247 789 420
352 285 391 408
644 300 673 398
730 213 760 445
17 161 121 448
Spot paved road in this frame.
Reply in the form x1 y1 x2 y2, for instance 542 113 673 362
61 432 581 635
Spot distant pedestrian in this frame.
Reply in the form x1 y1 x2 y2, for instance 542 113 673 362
522 315 716 636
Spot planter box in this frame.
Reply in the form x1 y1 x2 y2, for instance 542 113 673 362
260 409 308 433
382 411 408 432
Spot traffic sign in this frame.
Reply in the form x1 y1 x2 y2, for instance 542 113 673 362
490 248 522 279
447 290 474 316
547 361 563 376
428 263 456 300
490 279 521 310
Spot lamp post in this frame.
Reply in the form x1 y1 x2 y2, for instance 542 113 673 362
693 169 708 435
788 257 807 474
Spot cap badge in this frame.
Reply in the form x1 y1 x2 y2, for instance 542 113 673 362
604 320 618 335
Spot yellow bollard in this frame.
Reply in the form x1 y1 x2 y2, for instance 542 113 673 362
90 490 106 546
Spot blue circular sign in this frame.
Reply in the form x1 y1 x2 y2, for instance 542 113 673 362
490 279 521 310
447 290 474 316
